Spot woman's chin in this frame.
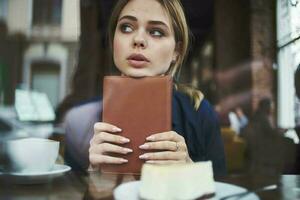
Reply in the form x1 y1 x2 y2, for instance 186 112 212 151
122 70 158 78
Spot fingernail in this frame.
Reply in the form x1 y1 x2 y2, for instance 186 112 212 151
139 144 149 149
124 148 133 153
112 127 122 132
121 138 130 143
146 160 154 164
139 154 148 159
120 159 128 163
146 136 154 141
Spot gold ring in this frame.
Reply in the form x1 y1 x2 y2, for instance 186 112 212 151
175 142 179 151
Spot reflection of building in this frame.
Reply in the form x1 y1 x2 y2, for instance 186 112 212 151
214 0 276 118
0 0 80 108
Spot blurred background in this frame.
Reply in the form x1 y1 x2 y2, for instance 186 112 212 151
0 0 300 175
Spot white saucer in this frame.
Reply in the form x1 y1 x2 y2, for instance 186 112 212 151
114 181 260 200
0 164 71 184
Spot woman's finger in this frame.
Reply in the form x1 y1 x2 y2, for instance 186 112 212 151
139 141 178 151
139 151 185 160
91 143 132 155
94 122 122 133
89 154 128 165
145 160 186 165
90 131 130 145
146 131 184 142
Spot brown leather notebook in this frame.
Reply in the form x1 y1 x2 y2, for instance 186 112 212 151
101 76 172 174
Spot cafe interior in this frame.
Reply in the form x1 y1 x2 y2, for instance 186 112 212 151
1 0 300 199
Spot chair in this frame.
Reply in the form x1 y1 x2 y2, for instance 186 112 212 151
221 127 246 173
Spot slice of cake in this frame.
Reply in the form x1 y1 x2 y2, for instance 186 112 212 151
139 161 215 200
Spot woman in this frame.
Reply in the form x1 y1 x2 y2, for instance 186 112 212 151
64 0 226 175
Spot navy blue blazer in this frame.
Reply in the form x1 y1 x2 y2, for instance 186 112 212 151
64 90 226 176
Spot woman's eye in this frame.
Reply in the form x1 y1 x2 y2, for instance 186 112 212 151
120 24 133 33
149 29 164 37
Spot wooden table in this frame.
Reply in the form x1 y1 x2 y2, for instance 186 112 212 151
1 171 300 200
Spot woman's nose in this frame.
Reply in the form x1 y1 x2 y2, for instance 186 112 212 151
133 31 147 49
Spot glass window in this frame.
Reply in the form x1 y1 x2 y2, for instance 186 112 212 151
277 0 300 143
32 0 62 26
0 0 8 20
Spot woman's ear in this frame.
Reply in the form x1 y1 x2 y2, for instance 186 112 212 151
173 42 182 62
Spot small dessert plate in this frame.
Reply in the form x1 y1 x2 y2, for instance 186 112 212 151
113 181 260 200
0 164 71 184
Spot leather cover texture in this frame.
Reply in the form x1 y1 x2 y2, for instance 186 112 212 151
102 76 172 174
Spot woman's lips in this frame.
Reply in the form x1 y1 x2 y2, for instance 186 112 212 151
127 54 149 68
127 59 149 68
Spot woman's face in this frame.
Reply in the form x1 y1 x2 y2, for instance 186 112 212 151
113 0 178 77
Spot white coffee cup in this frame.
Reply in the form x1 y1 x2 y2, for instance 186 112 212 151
5 138 59 173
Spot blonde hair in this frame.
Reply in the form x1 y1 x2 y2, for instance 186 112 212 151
108 0 203 110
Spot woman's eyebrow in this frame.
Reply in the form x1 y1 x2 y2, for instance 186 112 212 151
148 20 169 29
118 15 169 29
119 15 137 22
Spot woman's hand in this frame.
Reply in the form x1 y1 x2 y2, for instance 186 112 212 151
89 122 132 168
138 131 193 164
